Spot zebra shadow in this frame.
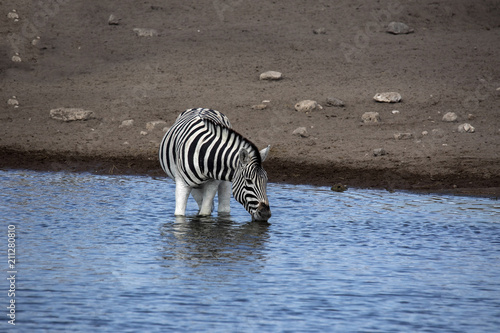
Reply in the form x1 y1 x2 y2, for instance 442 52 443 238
158 215 270 267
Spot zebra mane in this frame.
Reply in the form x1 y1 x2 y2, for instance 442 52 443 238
202 118 262 165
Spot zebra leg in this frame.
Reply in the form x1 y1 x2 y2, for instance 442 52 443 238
198 181 220 216
217 181 231 214
191 188 204 209
174 181 192 216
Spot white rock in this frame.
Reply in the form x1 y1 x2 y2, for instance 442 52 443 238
386 22 414 34
133 28 159 37
392 110 400 114
458 123 475 133
119 119 134 128
7 11 19 19
7 98 19 106
373 92 402 103
146 120 168 131
140 131 148 136
294 100 323 113
259 71 282 80
361 112 381 123
292 127 309 137
108 14 120 25
394 132 413 140
422 131 429 136
12 54 21 62
442 112 458 122
49 108 95 122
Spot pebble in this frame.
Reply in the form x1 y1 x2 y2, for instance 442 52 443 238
442 112 458 122
294 100 323 113
12 54 22 62
331 184 347 192
119 119 134 128
394 132 413 140
392 110 400 114
313 28 326 34
7 10 19 20
325 97 345 107
146 120 168 131
108 14 120 25
133 28 159 37
140 131 148 136
50 108 95 122
373 92 402 103
259 71 282 81
458 123 475 133
373 148 387 156
292 127 309 137
386 22 414 34
7 97 19 106
252 104 268 110
361 112 381 123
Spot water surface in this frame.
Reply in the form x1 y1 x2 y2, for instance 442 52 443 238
1 169 499 332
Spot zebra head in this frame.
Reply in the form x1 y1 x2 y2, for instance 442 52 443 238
232 145 271 222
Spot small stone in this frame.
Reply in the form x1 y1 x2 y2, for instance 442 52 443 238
373 92 402 103
292 127 309 137
467 114 475 120
12 54 21 62
394 132 413 140
442 112 458 122
325 97 345 107
313 28 326 34
386 22 414 34
31 37 40 46
373 148 387 156
361 112 381 123
331 184 347 192
392 110 400 114
422 131 429 136
146 120 168 131
119 119 134 128
252 104 268 110
259 71 282 80
108 14 120 25
7 98 19 106
49 108 95 122
294 100 323 113
458 123 475 133
133 28 159 37
7 11 19 20
140 131 148 136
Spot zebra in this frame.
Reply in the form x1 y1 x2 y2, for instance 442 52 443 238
159 108 271 221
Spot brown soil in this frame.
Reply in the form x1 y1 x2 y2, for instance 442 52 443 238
1 0 500 197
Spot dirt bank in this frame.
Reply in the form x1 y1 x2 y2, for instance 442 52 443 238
1 0 499 197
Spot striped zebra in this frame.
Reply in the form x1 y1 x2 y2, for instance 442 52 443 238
159 108 271 221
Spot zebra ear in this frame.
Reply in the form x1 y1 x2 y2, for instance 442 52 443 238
239 149 250 167
259 145 271 162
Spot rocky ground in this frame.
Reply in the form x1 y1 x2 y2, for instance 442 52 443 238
1 0 499 196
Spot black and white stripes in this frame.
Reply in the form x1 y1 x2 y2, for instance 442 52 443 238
159 108 271 221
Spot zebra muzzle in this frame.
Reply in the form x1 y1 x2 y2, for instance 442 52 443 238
253 202 271 221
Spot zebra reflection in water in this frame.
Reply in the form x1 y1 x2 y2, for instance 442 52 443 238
159 108 271 222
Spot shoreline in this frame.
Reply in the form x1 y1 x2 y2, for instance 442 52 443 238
2 147 498 198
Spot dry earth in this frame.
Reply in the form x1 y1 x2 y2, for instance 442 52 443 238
1 0 500 196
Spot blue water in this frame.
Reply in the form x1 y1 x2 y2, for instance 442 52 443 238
1 169 499 332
